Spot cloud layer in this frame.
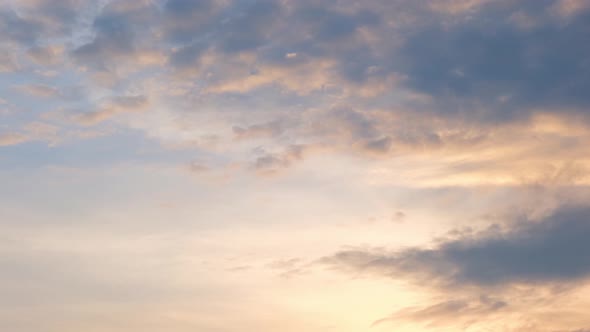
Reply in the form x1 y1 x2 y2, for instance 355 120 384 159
2 1 590 331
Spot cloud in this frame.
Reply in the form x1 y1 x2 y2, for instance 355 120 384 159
162 0 217 44
553 0 590 17
216 1 281 54
266 258 311 279
233 120 284 140
321 205 590 286
428 0 494 14
72 11 135 69
26 45 63 65
2 1 590 331
0 133 29 147
0 9 42 45
12 0 84 33
373 295 508 329
15 84 61 98
164 0 214 20
394 0 590 121
187 161 210 173
251 145 306 175
0 51 19 72
71 1 161 72
168 42 208 71
362 136 392 154
3 0 590 176
0 122 60 147
157 0 387 94
74 95 149 125
299 6 380 43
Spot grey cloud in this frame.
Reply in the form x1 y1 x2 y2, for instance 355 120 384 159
251 145 305 174
254 154 286 170
74 95 149 125
168 42 208 69
297 6 380 43
162 0 217 44
17 0 84 31
16 0 590 121
216 1 281 54
163 0 217 69
263 4 383 83
8 0 590 165
36 0 82 22
395 1 590 120
323 107 378 140
13 83 84 101
160 0 384 82
164 0 214 18
233 120 284 140
164 0 282 54
71 2 159 70
0 1 85 51
0 10 42 45
321 205 590 286
72 0 284 72
0 52 19 72
363 136 392 154
110 95 149 108
204 0 590 118
308 107 405 155
27 46 61 65
72 12 135 68
63 1 374 88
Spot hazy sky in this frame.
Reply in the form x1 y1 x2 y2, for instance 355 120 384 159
2 0 590 331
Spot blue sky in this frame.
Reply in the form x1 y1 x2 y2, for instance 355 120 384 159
2 0 590 331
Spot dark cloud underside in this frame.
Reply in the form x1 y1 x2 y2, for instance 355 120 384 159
322 206 590 286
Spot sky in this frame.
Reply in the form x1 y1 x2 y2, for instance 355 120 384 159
1 0 590 331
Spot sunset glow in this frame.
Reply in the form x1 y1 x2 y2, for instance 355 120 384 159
2 1 590 331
